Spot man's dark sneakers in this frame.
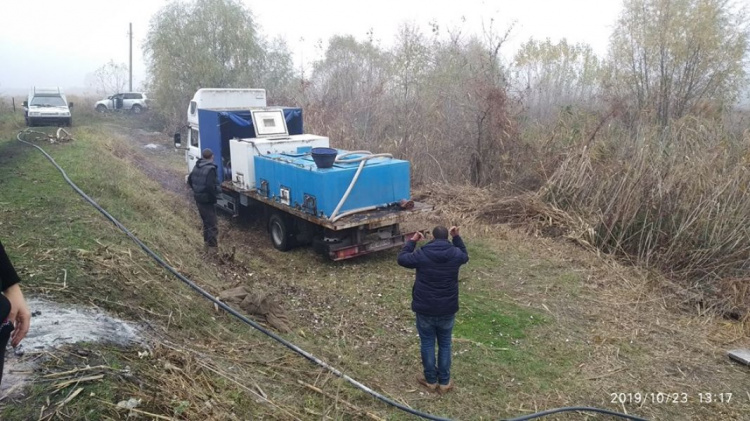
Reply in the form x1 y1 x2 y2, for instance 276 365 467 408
416 375 437 392
438 380 454 395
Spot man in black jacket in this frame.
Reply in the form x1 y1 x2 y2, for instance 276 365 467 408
188 148 222 255
397 225 469 394
0 239 30 385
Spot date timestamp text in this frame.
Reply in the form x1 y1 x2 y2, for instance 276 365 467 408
610 392 733 405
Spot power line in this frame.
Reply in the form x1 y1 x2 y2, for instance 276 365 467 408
128 23 133 92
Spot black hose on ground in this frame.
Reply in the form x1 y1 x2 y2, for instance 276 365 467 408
503 407 648 421
16 129 649 421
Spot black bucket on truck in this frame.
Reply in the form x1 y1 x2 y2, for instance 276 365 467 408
311 147 337 168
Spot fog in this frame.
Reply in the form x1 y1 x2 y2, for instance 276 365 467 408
0 0 624 94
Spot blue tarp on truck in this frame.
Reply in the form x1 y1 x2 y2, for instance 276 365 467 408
197 108 304 183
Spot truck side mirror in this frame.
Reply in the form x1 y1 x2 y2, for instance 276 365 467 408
173 133 181 148
69 102 74 110
22 100 28 107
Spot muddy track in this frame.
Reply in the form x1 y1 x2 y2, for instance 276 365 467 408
111 124 284 277
109 125 192 202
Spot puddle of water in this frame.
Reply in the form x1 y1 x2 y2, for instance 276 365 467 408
0 298 142 397
143 143 161 150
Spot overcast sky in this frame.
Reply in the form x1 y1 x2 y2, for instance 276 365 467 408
0 0 732 95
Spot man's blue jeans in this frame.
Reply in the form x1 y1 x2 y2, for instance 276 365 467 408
415 312 455 385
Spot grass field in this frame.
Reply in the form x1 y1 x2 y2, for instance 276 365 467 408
0 109 749 420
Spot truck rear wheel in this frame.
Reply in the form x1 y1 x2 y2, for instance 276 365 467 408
269 214 291 251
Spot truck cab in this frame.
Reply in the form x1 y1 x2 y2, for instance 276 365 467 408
23 87 73 127
184 89 267 174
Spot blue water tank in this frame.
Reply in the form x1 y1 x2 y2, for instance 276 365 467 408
254 150 410 217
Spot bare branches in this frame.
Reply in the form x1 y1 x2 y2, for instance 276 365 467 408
85 60 128 97
608 0 748 126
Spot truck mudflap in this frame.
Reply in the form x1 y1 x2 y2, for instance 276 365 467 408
318 231 419 261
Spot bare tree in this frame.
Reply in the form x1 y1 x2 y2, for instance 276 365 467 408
258 37 295 104
86 60 128 96
513 38 603 123
301 20 517 187
307 35 391 148
391 23 430 149
143 0 268 127
608 0 748 126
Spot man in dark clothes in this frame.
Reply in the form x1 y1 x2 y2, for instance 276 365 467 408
398 225 469 394
188 148 222 255
0 239 30 385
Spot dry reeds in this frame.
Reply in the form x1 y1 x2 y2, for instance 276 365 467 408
542 116 750 316
420 112 750 317
417 183 595 246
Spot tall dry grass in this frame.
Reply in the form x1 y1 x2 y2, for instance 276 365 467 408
541 115 750 307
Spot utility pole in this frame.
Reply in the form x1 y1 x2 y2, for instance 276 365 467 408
128 23 133 92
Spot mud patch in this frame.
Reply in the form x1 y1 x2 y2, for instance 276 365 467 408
0 298 141 397
109 126 190 200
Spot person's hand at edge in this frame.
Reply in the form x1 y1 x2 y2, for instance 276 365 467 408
411 231 424 242
5 284 30 347
449 226 460 237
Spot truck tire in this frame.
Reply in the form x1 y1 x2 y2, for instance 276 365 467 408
269 214 292 251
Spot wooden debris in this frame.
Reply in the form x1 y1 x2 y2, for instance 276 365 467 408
99 399 174 420
56 387 84 407
42 365 111 379
53 374 104 391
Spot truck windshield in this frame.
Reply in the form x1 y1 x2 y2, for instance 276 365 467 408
30 96 66 107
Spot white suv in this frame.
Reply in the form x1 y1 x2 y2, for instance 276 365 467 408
95 92 149 114
24 87 73 127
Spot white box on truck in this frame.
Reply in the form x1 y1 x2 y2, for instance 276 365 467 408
229 134 329 190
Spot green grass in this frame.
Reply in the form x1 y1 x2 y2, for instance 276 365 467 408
455 295 544 350
267 234 585 418
464 241 503 268
0 115 292 418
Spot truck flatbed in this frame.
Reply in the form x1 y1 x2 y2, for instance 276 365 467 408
222 181 432 231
